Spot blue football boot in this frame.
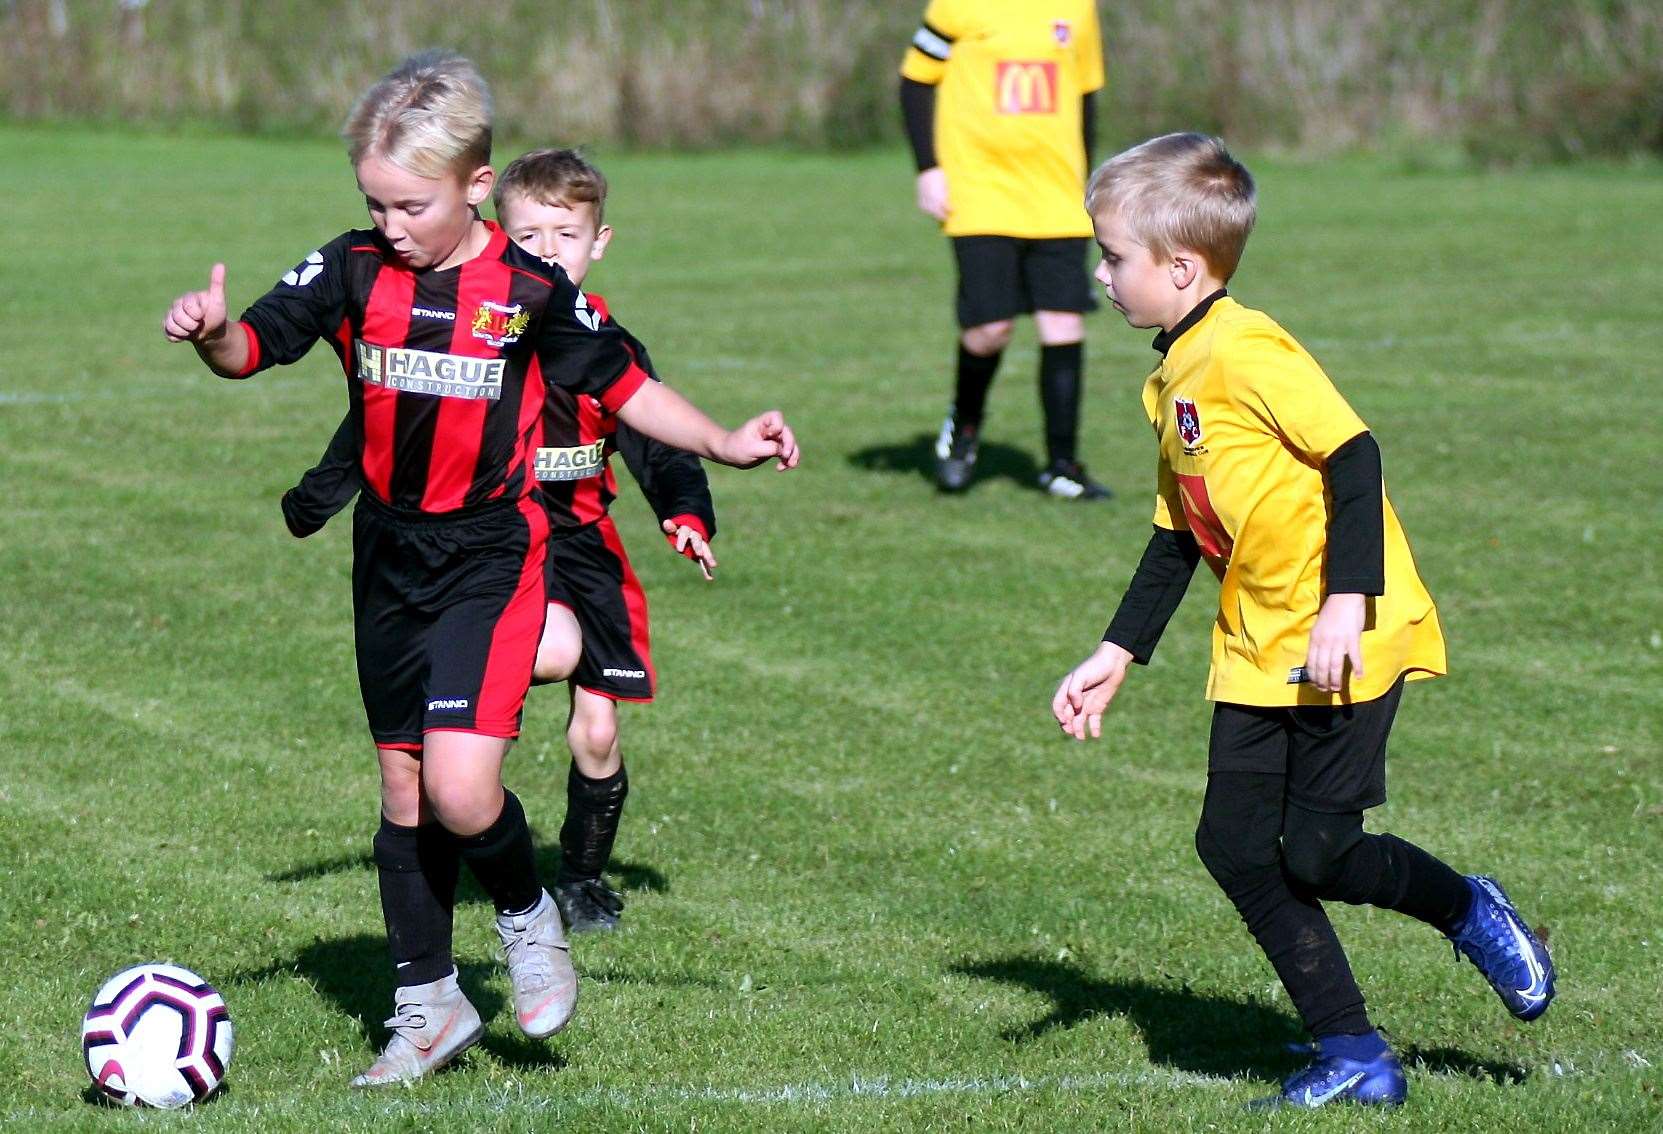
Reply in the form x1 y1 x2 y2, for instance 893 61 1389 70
1446 875 1556 1021
1253 1049 1408 1109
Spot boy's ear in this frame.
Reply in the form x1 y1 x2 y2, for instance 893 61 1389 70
591 224 614 261
464 165 496 208
1170 251 1200 291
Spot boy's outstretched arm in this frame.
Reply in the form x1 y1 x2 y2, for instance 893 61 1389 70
1305 431 1385 692
1053 526 1201 740
282 414 361 538
614 380 798 471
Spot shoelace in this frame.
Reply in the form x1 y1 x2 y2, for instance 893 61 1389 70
1451 901 1525 971
502 920 564 985
574 880 625 915
381 1006 428 1038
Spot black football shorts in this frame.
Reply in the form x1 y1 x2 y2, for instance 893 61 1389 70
951 235 1097 328
543 515 655 702
352 494 549 748
1206 678 1407 813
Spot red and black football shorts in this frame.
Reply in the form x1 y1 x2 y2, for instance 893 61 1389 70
543 515 655 702
951 235 1098 328
1206 677 1408 814
352 493 550 749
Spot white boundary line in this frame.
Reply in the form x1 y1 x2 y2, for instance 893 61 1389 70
7 1067 1232 1123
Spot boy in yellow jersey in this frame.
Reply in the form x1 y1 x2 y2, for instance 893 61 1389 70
1051 134 1555 1109
899 0 1109 498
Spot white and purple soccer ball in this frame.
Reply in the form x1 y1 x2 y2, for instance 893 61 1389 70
81 963 234 1108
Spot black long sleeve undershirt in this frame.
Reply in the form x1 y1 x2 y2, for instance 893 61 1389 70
899 78 937 171
281 415 359 538
1102 526 1202 664
899 79 1098 173
1324 431 1385 595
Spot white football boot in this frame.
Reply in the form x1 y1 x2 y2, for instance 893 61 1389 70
350 970 483 1088
496 889 579 1038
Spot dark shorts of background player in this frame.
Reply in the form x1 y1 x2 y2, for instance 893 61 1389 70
542 514 656 703
1206 677 1408 813
352 493 550 749
951 235 1098 329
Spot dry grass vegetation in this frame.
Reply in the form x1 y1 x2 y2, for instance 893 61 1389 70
3 0 1660 158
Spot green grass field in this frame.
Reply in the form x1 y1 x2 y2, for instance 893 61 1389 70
1 125 1660 1131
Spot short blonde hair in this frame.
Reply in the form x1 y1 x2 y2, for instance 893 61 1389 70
495 149 608 224
343 51 493 181
1085 133 1256 281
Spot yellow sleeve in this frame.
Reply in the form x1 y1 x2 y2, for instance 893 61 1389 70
1141 372 1184 531
899 0 963 84
1226 328 1369 462
1153 454 1186 532
1077 2 1105 94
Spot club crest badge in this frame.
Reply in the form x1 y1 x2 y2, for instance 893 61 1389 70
471 300 530 348
1174 397 1204 450
1053 20 1072 46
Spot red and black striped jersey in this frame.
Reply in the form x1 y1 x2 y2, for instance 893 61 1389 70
235 221 646 514
533 295 715 535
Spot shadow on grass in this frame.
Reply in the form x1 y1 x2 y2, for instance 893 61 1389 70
847 431 1043 493
954 955 1304 1079
267 848 668 898
1400 1044 1529 1085
230 934 565 1073
267 852 373 883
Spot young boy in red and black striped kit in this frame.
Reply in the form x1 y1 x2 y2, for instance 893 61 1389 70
285 149 721 934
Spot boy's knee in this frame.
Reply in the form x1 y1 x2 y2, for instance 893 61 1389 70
1194 814 1238 888
1280 808 1364 895
533 640 581 685
567 703 618 764
1034 310 1084 345
425 780 502 837
962 321 1014 356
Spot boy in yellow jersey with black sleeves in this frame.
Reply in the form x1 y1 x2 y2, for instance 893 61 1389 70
900 1 1109 498
1052 134 1556 1109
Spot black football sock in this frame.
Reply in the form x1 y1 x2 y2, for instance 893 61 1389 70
373 818 459 988
1039 341 1083 465
953 344 1002 432
1196 773 1372 1038
1282 805 1472 931
556 762 629 885
454 790 543 916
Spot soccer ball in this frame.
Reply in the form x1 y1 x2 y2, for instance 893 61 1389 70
81 964 234 1108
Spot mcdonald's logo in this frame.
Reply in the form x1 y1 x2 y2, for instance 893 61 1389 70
995 60 1058 114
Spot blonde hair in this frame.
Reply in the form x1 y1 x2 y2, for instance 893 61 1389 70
1085 133 1257 281
495 149 608 224
342 51 493 180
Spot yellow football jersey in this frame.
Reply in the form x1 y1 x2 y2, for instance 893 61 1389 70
900 0 1104 239
1142 295 1447 707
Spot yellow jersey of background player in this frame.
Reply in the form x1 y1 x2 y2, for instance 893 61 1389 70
902 0 1104 239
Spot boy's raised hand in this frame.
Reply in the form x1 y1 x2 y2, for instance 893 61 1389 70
1305 592 1366 693
163 263 229 344
662 519 717 581
720 411 800 472
1052 641 1135 741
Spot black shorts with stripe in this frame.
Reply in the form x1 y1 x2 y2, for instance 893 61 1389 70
1207 677 1407 814
951 235 1098 328
544 515 655 702
352 493 549 748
